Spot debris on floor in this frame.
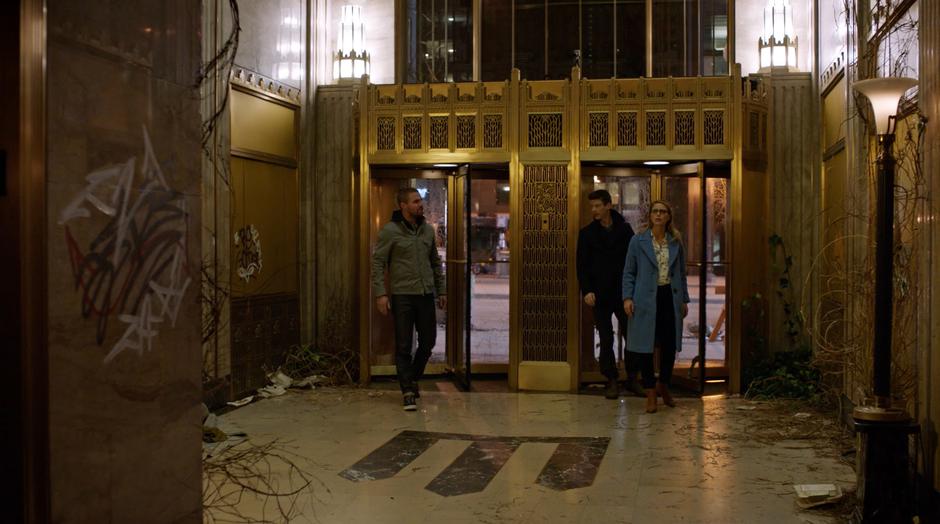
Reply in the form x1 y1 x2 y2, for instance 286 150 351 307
227 395 254 408
794 483 844 509
257 384 287 398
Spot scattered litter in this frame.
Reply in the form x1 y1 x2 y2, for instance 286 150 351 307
368 391 385 398
735 405 757 411
587 383 604 389
268 370 294 388
292 374 327 389
258 384 287 398
794 412 812 419
794 484 843 509
227 395 254 407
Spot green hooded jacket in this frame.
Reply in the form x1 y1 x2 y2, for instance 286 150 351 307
371 210 446 297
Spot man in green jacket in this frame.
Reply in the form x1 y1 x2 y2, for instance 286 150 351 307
372 187 447 411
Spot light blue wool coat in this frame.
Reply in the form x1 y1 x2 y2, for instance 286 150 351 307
621 229 691 354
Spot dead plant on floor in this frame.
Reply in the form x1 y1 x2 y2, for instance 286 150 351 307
203 439 314 524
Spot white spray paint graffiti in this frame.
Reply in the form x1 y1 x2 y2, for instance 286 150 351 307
59 125 192 363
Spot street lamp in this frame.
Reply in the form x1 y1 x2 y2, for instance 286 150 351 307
852 75 918 523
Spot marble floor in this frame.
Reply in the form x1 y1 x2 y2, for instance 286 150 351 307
209 382 856 524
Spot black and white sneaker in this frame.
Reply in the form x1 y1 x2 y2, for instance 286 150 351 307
403 393 417 411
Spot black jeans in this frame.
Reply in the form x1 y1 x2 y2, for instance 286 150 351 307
391 294 437 394
593 301 636 382
627 285 678 389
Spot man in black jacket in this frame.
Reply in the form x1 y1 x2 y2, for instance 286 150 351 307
576 189 642 399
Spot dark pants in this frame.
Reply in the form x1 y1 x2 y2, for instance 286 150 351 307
628 285 678 389
391 294 437 394
593 301 636 381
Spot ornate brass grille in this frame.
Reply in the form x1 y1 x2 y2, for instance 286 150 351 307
521 164 568 362
646 112 666 146
403 116 422 150
588 112 609 148
675 111 695 146
430 116 449 149
528 113 563 148
456 115 475 149
377 116 395 151
483 114 503 149
617 111 638 146
704 110 725 145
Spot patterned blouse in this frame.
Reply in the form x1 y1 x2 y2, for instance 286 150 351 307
653 236 670 285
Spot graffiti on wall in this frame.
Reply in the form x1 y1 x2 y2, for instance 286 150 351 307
234 224 263 283
58 126 192 363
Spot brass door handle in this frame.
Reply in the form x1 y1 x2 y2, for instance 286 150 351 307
446 259 468 263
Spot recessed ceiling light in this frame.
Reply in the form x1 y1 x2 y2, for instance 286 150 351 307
433 163 458 168
643 160 669 166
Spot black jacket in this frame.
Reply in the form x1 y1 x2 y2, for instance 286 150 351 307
576 210 635 305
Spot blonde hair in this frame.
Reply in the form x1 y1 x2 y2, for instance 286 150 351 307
647 200 681 241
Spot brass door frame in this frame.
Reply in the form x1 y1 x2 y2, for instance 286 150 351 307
361 168 511 380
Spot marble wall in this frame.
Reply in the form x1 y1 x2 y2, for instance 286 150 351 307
46 0 203 521
237 0 306 88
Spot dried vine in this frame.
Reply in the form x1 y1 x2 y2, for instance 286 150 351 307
203 439 315 524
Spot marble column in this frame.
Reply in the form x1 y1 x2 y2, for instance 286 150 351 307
313 86 358 358
45 0 204 522
765 71 820 353
920 0 940 493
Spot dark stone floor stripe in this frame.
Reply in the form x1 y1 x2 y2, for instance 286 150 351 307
339 432 439 482
425 440 521 496
536 438 610 491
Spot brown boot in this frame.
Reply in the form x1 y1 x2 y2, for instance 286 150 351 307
645 389 657 413
657 382 676 408
605 379 619 399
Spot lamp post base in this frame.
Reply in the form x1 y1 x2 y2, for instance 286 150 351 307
853 416 919 523
853 405 910 422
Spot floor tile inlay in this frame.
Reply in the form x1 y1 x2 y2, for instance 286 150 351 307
340 430 611 496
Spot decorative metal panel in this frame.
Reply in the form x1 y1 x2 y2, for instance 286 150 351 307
483 114 503 149
377 116 395 151
646 111 666 146
430 116 449 149
617 111 638 146
528 113 564 148
704 110 725 145
456 115 476 149
588 112 609 147
521 164 568 362
674 111 695 146
403 116 422 150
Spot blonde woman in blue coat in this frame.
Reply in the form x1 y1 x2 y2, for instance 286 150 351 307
622 200 690 413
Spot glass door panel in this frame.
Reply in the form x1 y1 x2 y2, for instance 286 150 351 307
663 176 703 360
705 177 730 368
579 173 652 376
369 176 449 371
469 177 511 364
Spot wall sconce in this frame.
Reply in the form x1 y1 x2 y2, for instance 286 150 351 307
334 5 370 83
758 0 798 72
274 7 303 81
852 75 918 523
